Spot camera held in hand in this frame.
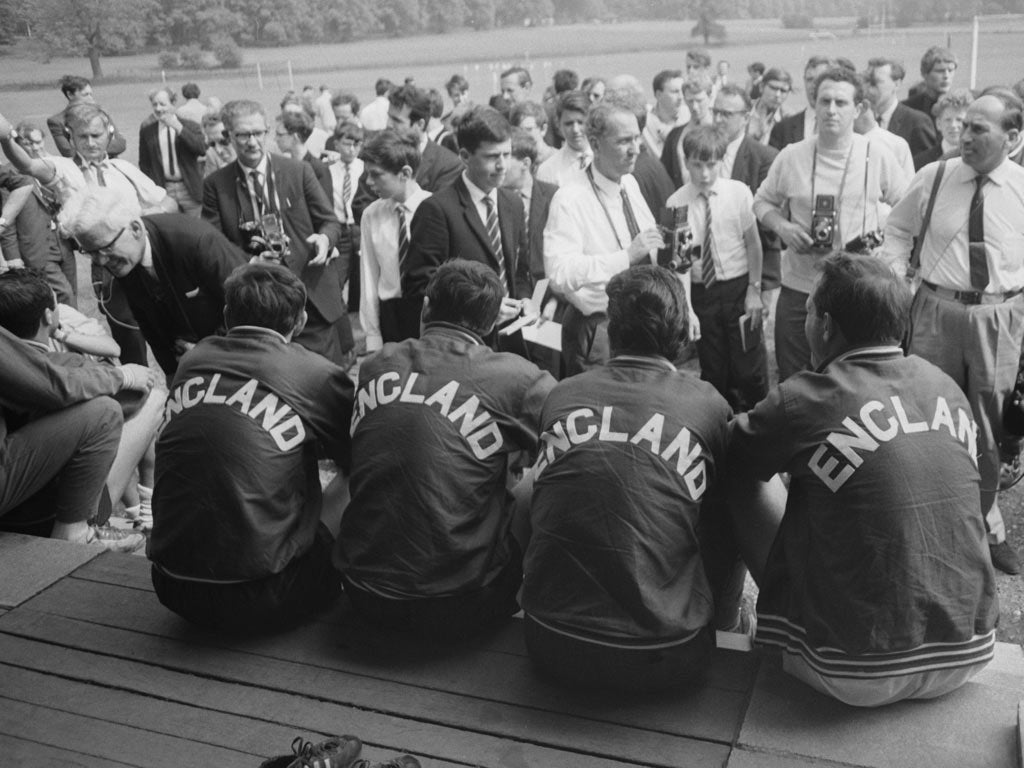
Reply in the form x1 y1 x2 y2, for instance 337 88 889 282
810 194 836 251
844 229 884 255
657 205 696 274
239 213 291 264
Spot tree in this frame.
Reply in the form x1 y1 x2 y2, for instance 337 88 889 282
422 0 467 32
375 0 420 36
690 0 726 44
31 0 156 78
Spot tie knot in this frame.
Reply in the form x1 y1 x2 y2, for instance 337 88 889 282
975 174 988 189
251 169 262 182
483 194 495 210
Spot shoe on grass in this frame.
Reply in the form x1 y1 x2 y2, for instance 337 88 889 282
86 524 145 554
990 541 1022 575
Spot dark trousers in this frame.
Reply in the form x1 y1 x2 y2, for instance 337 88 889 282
342 546 522 642
0 397 122 531
524 617 715 692
296 302 355 364
775 285 811 382
691 275 769 412
561 306 610 378
380 297 423 343
152 524 341 633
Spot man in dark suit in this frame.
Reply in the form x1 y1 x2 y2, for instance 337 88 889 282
403 107 530 319
58 185 248 378
47 75 126 159
138 87 207 217
713 85 781 292
901 46 958 120
387 84 463 193
769 56 834 151
201 100 349 366
502 128 556 283
867 58 937 158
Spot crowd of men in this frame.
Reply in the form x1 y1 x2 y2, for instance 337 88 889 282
0 42 1020 709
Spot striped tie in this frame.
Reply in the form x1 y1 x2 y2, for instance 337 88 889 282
342 163 352 223
700 191 716 287
484 195 508 294
397 204 409 271
620 187 641 240
166 126 178 177
250 170 266 216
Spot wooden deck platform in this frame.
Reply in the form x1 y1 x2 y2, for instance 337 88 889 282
0 532 1022 768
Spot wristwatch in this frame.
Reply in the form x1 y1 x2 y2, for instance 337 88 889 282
748 280 762 290
53 327 69 343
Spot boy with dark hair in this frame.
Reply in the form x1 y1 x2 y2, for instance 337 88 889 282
666 126 768 412
536 90 592 185
150 262 354 632
404 107 531 310
359 130 428 351
337 259 554 640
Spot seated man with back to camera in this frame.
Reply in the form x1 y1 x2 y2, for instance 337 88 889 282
728 253 998 707
336 260 555 641
522 264 742 692
149 263 354 632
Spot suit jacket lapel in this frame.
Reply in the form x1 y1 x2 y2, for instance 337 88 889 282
497 189 518 277
457 178 498 268
233 163 256 223
732 139 751 182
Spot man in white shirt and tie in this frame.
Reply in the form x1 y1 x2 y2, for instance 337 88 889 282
536 91 594 187
544 101 680 375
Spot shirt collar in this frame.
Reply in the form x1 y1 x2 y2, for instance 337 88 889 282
518 173 534 199
141 229 154 269
608 354 677 372
227 325 290 344
24 339 51 353
238 154 270 178
394 184 429 214
462 171 496 206
878 99 898 127
725 133 744 158
422 321 485 346
590 165 623 192
815 344 903 372
970 157 1013 186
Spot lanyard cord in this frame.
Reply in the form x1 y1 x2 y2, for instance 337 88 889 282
810 139 856 247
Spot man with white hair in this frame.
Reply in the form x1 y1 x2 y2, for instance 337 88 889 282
59 185 247 378
544 101 676 375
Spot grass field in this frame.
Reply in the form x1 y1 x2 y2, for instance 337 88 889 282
3 17 1024 164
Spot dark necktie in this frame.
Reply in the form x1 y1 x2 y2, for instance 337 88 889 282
620 187 641 240
92 162 106 187
969 175 989 291
397 204 409 271
166 126 178 177
521 191 530 243
250 170 266 217
483 195 508 294
701 191 717 287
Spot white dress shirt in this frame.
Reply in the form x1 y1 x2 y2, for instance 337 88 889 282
329 157 364 225
666 177 758 283
883 157 1024 292
359 185 430 351
720 133 745 179
642 106 690 158
47 155 168 212
543 168 655 315
536 144 592 187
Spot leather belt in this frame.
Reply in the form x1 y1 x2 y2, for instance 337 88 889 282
922 280 1024 305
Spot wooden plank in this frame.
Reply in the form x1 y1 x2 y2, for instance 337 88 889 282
738 651 1022 768
0 733 136 767
0 663 462 768
0 696 257 768
0 610 729 768
13 577 756 744
0 532 100 608
68 554 760 691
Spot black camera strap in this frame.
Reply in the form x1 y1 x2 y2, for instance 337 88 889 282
810 139 856 248
585 166 626 250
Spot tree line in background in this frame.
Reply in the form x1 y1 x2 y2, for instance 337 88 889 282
2 0 1023 78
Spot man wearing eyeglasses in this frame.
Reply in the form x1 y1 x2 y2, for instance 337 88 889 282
201 111 235 176
202 100 348 367
58 185 247 378
748 68 792 145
